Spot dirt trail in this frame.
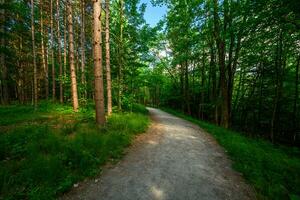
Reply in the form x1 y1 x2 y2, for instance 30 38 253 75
61 108 254 200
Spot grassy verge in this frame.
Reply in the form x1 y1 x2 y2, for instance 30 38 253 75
162 108 300 200
0 102 149 200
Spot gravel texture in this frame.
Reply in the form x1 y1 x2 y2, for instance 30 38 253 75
61 108 255 200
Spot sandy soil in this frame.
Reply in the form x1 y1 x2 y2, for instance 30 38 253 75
61 108 255 200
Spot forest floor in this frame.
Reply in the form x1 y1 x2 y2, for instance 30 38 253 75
0 102 149 199
61 108 254 200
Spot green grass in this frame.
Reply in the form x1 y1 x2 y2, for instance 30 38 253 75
0 102 149 200
162 108 300 200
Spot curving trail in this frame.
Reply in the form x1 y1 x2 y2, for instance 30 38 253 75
62 108 254 200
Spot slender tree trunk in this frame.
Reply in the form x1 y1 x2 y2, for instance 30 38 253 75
271 29 283 142
1 0 8 104
93 0 106 125
105 0 112 115
209 41 217 123
80 0 86 99
67 0 79 112
180 64 184 112
31 0 38 109
185 60 191 115
213 0 229 128
45 39 49 99
118 0 124 111
258 60 264 128
0 45 8 104
63 8 67 77
200 51 205 119
50 0 55 100
293 56 299 142
40 0 48 100
228 27 242 126
56 0 63 103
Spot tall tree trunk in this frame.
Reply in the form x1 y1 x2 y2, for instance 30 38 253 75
105 0 112 115
50 0 55 100
63 8 67 77
271 29 284 142
117 0 124 111
0 0 8 104
209 41 217 123
228 20 243 126
56 0 63 103
80 0 86 99
93 0 106 125
67 0 79 112
31 0 38 109
200 51 205 119
213 0 229 128
180 64 184 112
45 39 49 99
293 56 299 142
40 0 48 100
185 60 191 115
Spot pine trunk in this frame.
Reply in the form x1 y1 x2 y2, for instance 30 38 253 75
63 8 67 77
293 56 300 142
31 0 38 109
105 0 112 115
56 0 63 103
93 0 105 125
40 0 48 100
117 0 124 111
67 0 79 112
50 0 55 100
80 0 86 99
1 0 8 104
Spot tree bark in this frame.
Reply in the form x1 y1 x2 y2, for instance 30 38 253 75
105 0 112 115
0 0 8 104
63 8 67 78
185 60 191 115
56 0 63 103
271 29 284 142
200 51 205 119
80 0 86 99
180 64 184 112
213 0 229 128
67 0 79 112
40 0 48 100
293 56 299 142
31 0 38 109
93 0 105 125
117 0 124 111
209 41 218 123
50 0 55 100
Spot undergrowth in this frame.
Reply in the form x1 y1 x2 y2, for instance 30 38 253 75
162 108 300 200
0 102 149 200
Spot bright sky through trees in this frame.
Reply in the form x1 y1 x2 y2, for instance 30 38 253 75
140 0 167 27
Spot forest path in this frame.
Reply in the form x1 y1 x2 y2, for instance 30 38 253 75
61 108 254 200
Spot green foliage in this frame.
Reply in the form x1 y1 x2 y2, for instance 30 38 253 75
131 103 149 115
0 103 149 200
163 108 300 200
148 0 300 144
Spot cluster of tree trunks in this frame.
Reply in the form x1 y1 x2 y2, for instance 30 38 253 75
1 0 113 125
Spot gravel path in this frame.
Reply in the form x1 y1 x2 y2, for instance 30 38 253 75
61 108 254 200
